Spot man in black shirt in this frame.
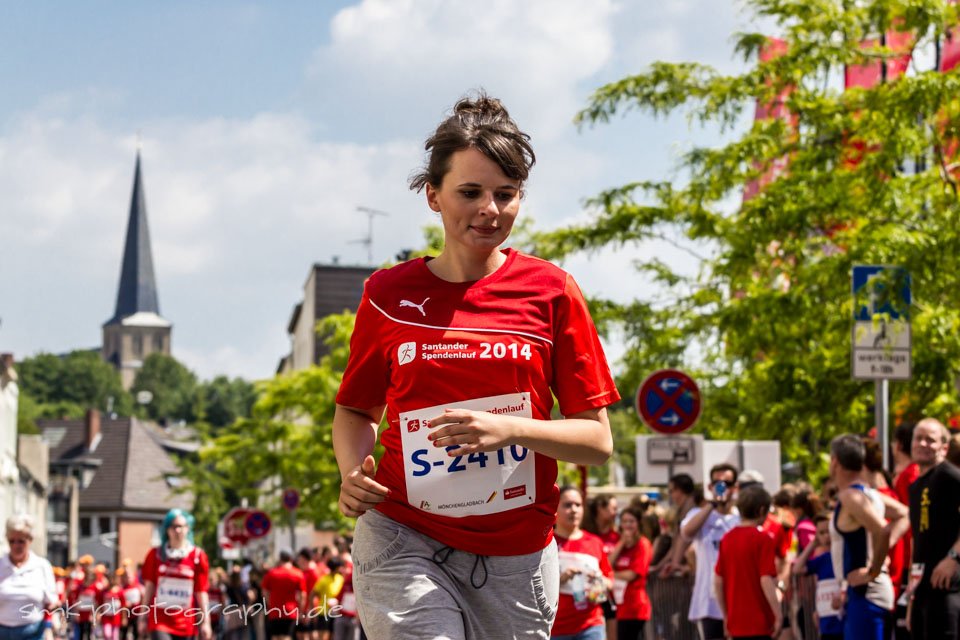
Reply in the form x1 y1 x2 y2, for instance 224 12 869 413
908 417 960 638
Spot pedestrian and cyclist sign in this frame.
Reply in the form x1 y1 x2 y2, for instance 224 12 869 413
636 369 702 434
851 265 911 380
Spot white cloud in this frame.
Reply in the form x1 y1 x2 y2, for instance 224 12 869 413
307 0 618 139
0 108 431 379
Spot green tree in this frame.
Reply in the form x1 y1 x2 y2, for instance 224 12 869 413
131 353 198 424
16 350 132 427
180 312 357 546
199 376 256 430
534 0 960 476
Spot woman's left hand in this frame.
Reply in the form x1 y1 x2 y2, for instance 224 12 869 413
427 409 516 455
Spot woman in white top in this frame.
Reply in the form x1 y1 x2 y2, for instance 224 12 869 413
0 514 57 640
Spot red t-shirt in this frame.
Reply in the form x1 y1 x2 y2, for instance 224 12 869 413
894 462 920 504
715 526 777 637
614 536 652 621
762 513 791 559
894 462 920 588
261 565 306 620
69 582 102 624
100 586 126 625
141 546 210 635
337 250 621 556
552 532 613 636
877 486 907 596
596 529 620 557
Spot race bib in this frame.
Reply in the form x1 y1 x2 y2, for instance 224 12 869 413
78 593 96 611
400 393 536 518
123 588 141 605
612 578 627 605
558 551 601 596
104 598 121 616
815 578 841 618
156 577 193 608
340 591 356 615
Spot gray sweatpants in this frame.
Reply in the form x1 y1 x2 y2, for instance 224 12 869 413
352 510 559 640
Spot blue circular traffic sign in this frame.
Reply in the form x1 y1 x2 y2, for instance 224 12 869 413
244 510 272 538
282 488 300 511
636 369 701 434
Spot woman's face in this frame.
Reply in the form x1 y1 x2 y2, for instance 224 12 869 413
620 512 639 535
6 530 30 562
815 520 831 548
167 516 188 547
557 490 583 531
425 147 521 258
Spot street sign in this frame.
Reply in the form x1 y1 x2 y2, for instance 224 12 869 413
851 265 911 380
244 510 272 538
282 488 300 511
223 507 251 545
636 369 702 435
647 436 696 465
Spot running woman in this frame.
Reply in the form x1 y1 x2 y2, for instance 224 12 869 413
333 92 620 640
139 509 212 640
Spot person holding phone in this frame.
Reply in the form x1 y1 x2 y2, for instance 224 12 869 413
669 464 739 640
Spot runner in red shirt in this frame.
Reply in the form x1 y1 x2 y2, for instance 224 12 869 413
139 509 212 640
99 573 126 640
294 549 319 640
118 562 144 640
715 486 781 639
261 552 305 640
610 506 652 640
333 93 619 640
551 487 612 639
583 493 619 638
68 571 101 640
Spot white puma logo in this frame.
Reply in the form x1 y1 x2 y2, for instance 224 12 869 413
399 297 430 317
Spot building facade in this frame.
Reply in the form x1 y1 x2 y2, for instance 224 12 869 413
0 356 49 557
39 410 192 569
278 263 375 374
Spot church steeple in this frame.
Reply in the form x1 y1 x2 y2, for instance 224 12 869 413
102 151 172 390
110 152 160 322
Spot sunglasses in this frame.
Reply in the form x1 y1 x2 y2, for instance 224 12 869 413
7 538 29 545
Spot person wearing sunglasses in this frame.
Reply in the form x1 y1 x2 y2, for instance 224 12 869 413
0 514 58 640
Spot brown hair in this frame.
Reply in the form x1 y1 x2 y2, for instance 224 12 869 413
409 92 535 192
737 485 772 521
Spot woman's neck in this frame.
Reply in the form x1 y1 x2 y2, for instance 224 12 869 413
9 552 28 567
555 525 582 540
429 248 505 282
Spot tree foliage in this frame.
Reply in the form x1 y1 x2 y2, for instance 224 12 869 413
534 0 960 476
181 312 357 544
16 350 132 429
131 353 199 424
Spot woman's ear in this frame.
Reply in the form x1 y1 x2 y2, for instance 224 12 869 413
425 183 442 213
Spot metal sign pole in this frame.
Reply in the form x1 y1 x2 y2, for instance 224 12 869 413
882 379 890 472
289 509 297 553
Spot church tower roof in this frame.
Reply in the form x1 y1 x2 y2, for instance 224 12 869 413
106 152 165 326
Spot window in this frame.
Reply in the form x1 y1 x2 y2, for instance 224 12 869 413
133 334 143 357
98 517 112 534
79 517 92 538
154 333 164 351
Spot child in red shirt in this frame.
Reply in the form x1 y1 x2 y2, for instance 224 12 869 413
610 506 652 640
714 486 781 639
99 572 126 640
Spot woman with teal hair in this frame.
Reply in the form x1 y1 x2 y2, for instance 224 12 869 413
138 509 212 640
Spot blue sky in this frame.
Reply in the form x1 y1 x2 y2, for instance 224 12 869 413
1 0 757 380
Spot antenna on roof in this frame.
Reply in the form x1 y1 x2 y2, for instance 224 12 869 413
351 206 390 265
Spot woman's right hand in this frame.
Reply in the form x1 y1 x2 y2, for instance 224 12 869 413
338 455 390 518
559 567 581 585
